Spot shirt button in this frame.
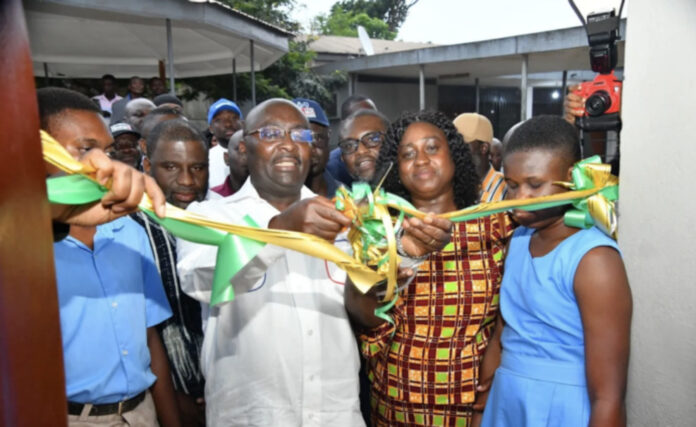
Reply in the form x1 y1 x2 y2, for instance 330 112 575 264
112 302 118 308
309 375 315 381
122 349 128 356
307 329 313 336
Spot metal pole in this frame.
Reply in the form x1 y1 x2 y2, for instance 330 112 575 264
43 62 49 86
232 58 237 103
520 54 528 120
475 77 480 113
166 18 175 95
250 39 255 106
419 64 425 110
561 70 568 115
348 73 354 96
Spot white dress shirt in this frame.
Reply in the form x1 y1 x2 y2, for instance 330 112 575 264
177 178 364 427
208 144 230 189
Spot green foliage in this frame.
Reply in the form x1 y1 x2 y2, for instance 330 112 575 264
313 6 396 40
180 40 346 108
315 0 420 37
217 0 300 32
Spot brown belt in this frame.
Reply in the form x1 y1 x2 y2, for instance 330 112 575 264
67 390 146 416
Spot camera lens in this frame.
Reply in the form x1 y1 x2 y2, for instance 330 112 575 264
585 91 612 117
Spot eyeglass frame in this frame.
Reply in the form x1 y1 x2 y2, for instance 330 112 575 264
245 125 314 145
338 131 385 155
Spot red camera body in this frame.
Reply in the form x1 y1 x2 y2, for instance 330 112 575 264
573 71 622 117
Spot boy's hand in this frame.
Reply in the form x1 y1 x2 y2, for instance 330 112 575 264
269 196 352 241
399 214 452 258
52 149 166 226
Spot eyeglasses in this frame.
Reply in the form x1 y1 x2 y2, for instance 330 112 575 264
338 131 385 155
246 125 313 144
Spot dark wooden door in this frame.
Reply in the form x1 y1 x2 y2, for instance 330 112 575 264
0 1 68 425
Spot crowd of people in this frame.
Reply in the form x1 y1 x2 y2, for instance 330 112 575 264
45 74 632 427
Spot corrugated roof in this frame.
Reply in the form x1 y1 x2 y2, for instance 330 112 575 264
297 34 437 56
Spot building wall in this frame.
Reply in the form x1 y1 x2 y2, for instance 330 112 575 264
619 0 696 424
342 80 439 121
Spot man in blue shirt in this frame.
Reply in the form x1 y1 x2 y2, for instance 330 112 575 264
38 87 180 426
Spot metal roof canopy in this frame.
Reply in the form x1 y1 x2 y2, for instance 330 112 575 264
24 0 292 79
314 21 626 88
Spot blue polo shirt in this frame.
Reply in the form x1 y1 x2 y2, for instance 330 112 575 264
53 216 172 404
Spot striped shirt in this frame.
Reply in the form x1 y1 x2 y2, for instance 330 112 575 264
481 166 507 203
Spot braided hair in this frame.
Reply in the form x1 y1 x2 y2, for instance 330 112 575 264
372 110 480 210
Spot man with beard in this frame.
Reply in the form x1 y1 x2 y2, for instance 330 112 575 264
135 118 220 426
338 109 390 184
207 98 243 188
293 97 341 197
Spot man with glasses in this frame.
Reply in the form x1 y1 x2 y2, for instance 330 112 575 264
292 98 342 198
177 98 365 426
338 109 390 183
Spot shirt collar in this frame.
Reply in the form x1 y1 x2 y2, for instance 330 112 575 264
227 177 316 205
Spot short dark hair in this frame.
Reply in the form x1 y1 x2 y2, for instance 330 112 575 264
140 105 184 140
340 94 375 119
504 115 581 166
146 119 206 157
37 87 101 131
338 108 390 140
373 110 480 210
101 74 116 82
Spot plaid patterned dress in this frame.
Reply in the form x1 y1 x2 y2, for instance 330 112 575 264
360 215 509 426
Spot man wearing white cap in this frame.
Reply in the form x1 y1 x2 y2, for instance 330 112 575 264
453 113 507 203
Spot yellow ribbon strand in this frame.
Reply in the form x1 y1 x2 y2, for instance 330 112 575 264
42 130 385 294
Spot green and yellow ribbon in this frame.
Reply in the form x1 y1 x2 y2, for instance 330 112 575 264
42 129 618 308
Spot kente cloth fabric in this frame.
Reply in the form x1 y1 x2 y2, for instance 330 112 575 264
131 211 205 398
360 215 510 426
176 178 365 427
480 166 507 203
481 226 620 427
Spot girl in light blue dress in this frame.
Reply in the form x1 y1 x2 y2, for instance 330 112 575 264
476 116 632 427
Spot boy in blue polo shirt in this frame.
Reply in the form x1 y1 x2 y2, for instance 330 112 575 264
39 87 180 426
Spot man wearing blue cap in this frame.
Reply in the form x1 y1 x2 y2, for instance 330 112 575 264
207 98 243 188
292 98 342 198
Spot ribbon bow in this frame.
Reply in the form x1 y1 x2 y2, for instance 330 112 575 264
556 155 619 239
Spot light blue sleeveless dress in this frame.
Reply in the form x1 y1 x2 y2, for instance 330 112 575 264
481 226 620 427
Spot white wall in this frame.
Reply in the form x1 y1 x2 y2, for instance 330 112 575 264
343 80 439 121
619 0 696 425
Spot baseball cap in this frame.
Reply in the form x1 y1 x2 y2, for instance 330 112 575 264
292 98 330 128
207 98 242 124
110 122 140 138
453 113 493 144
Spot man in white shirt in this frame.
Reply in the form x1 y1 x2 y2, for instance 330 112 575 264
92 74 122 117
177 99 451 426
178 98 363 426
207 98 243 188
